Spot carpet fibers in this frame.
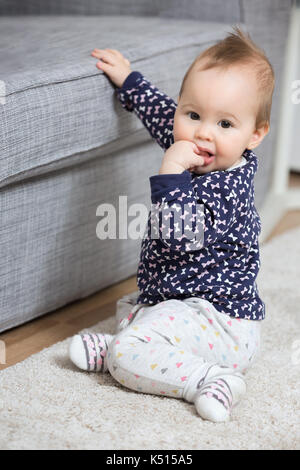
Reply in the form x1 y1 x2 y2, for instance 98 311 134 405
1 227 300 450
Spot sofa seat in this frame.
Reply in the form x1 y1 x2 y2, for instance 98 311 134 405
0 15 233 188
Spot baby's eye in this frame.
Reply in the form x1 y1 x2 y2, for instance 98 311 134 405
188 112 200 120
218 120 232 129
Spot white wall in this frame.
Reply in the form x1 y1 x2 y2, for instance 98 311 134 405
259 0 300 242
290 1 300 172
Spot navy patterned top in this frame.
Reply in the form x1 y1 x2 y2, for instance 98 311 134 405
116 71 265 321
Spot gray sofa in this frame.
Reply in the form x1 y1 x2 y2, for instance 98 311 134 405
0 0 293 332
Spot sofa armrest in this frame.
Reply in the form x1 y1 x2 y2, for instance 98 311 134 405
0 0 241 21
0 0 157 16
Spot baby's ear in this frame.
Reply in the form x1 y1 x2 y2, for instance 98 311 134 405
248 122 270 150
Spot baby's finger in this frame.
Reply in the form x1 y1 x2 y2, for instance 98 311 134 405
192 143 200 154
91 50 116 64
106 49 130 65
91 49 104 59
192 153 205 166
105 48 126 58
196 156 205 166
96 61 113 71
92 48 105 55
105 48 119 55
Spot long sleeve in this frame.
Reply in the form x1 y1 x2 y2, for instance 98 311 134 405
149 170 242 252
116 71 176 151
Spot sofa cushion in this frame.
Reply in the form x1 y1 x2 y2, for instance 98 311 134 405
0 15 235 188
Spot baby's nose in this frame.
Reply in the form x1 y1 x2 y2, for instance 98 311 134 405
195 123 213 140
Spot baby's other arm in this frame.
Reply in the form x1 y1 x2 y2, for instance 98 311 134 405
91 48 176 151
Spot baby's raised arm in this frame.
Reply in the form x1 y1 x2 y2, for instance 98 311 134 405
91 48 176 151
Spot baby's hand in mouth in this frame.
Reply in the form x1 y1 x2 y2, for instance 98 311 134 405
194 146 216 166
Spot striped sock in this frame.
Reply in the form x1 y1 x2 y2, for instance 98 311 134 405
69 333 114 372
194 372 246 422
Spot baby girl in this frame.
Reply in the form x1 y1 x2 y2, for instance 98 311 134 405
69 26 274 422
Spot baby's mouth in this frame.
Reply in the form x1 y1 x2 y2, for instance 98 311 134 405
196 148 216 166
202 154 215 166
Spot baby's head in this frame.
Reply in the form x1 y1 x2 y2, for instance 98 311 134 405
173 26 275 174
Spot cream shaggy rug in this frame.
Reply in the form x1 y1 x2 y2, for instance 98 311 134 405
1 227 300 450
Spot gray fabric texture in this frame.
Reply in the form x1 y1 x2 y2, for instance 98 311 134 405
0 139 159 332
0 0 241 23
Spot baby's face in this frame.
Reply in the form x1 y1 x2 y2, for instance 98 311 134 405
173 61 266 174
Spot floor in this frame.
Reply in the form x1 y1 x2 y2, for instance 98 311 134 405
1 171 300 371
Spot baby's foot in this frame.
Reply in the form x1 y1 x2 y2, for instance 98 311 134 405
69 333 114 372
194 372 246 423
183 363 246 422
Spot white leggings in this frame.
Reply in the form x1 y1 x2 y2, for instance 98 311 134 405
107 291 261 401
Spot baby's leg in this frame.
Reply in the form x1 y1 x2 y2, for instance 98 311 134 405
69 291 143 372
107 299 247 422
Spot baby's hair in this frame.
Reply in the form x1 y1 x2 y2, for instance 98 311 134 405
179 26 275 129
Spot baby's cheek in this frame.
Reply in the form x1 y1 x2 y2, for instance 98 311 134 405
173 118 188 142
173 127 182 143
